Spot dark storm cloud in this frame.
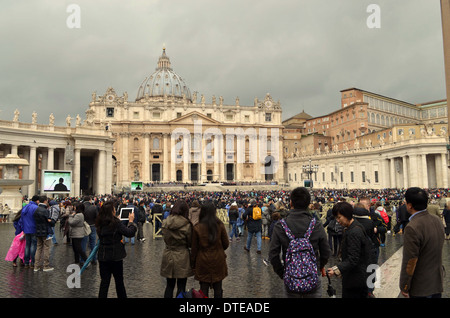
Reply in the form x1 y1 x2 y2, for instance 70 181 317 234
0 0 445 126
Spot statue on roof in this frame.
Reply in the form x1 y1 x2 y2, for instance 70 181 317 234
13 109 19 122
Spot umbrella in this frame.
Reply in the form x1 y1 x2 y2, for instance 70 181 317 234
326 272 336 298
79 241 99 275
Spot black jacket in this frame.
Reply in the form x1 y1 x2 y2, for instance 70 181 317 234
152 204 163 216
228 207 239 222
353 207 379 244
97 220 137 262
268 209 331 280
83 202 98 225
34 204 50 237
337 219 373 289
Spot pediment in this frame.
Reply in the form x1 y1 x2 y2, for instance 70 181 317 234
168 111 221 125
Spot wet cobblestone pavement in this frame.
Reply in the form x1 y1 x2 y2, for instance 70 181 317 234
0 222 448 298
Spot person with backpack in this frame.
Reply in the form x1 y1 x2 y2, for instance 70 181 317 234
268 187 331 298
47 200 60 245
243 199 263 254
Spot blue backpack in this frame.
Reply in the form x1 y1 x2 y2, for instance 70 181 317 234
280 217 319 293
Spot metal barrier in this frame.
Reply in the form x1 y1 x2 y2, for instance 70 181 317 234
152 210 230 240
152 213 163 239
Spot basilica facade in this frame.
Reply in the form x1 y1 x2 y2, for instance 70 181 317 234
86 48 284 189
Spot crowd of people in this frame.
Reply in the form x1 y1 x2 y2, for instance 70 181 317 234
4 186 450 298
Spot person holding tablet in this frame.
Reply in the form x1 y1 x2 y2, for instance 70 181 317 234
95 201 137 298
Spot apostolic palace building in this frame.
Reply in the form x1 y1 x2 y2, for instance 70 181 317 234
1 1 450 203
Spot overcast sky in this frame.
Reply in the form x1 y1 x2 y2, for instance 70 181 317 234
0 0 446 126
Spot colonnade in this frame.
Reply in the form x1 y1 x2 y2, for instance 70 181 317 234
115 130 285 187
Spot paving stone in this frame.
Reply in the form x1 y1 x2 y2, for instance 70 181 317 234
0 223 448 298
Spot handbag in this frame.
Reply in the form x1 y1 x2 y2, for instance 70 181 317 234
83 221 92 236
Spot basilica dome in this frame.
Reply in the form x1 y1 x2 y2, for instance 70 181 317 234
136 48 192 102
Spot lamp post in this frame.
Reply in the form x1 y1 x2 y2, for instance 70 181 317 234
302 158 319 190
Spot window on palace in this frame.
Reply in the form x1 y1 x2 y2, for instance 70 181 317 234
153 137 160 149
350 171 354 183
375 171 379 183
265 113 272 122
362 171 366 183
106 107 114 117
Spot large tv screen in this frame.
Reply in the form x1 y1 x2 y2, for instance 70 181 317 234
130 181 143 191
42 170 72 193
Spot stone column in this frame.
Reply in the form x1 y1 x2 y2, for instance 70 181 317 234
28 146 37 195
219 135 225 181
97 149 106 194
389 158 396 189
253 135 260 181
105 148 113 194
213 136 219 182
276 135 284 183
143 133 150 182
170 133 176 182
74 148 81 197
183 134 189 183
236 134 243 181
121 133 129 186
163 133 169 182
442 152 449 188
402 156 408 188
421 154 429 188
201 136 207 183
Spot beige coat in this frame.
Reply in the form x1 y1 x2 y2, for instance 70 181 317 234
189 206 201 226
160 215 193 279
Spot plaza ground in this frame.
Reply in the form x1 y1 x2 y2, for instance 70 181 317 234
0 222 448 299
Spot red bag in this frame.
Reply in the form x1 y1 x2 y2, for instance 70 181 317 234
191 288 208 298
